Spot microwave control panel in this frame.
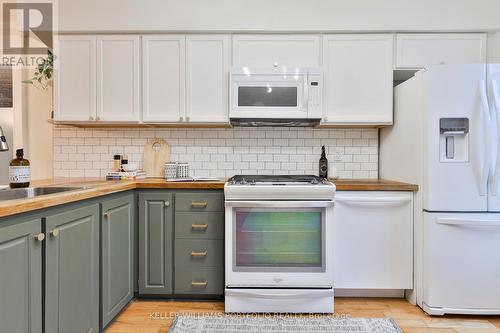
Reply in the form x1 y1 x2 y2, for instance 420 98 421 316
307 74 323 116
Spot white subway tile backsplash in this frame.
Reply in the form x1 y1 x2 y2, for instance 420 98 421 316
52 127 379 179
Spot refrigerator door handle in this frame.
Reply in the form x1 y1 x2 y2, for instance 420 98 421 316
478 80 493 196
437 217 500 228
489 80 500 196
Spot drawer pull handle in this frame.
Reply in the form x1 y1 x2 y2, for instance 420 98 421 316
191 201 208 208
190 250 208 257
191 280 208 287
191 223 208 230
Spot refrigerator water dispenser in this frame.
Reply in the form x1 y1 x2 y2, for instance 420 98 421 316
439 118 469 163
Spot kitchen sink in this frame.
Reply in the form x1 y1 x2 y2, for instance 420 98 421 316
0 186 90 201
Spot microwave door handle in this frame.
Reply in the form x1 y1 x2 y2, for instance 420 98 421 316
303 75 309 112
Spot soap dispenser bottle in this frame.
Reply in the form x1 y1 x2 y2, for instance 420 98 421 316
9 149 30 188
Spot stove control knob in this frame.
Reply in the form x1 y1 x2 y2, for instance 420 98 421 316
310 178 319 184
240 178 247 185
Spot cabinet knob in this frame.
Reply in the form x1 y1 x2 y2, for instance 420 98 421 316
34 233 45 242
164 201 170 207
95 116 100 121
273 62 279 67
179 116 184 121
186 116 190 122
88 116 94 121
104 212 110 219
323 116 328 122
50 228 60 237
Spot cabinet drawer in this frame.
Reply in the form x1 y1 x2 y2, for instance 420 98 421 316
175 239 223 267
174 266 223 295
175 192 224 212
175 212 224 239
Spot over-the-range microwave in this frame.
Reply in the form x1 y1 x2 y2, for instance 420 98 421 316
229 67 323 126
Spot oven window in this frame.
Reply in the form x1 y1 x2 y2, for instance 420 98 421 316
238 86 298 107
234 209 322 268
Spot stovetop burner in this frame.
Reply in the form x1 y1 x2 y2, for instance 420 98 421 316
227 175 329 185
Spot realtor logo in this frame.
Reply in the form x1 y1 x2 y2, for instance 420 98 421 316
2 1 53 55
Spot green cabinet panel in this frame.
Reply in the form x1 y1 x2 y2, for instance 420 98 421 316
138 192 173 294
101 193 135 327
175 212 224 239
175 192 224 212
0 218 42 333
45 204 99 333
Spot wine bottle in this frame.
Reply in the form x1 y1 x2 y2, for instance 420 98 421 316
319 145 328 179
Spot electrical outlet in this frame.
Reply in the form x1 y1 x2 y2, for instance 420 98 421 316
333 153 343 162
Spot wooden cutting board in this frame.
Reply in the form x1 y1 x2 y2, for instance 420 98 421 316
143 138 169 177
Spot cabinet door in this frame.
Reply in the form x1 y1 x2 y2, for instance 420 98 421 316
97 35 141 122
232 35 320 67
138 192 173 294
142 35 186 123
55 35 96 121
323 34 394 126
101 194 134 327
45 204 99 333
186 35 230 123
396 33 487 69
0 219 42 333
333 191 413 289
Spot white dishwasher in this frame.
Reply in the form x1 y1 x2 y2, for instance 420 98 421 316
333 191 413 289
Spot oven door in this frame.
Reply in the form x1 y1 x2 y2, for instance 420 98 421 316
225 200 333 288
230 75 308 119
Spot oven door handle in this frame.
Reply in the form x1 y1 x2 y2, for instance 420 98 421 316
225 289 334 299
225 200 334 208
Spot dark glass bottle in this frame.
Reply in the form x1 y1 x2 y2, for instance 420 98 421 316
319 145 328 179
9 149 30 188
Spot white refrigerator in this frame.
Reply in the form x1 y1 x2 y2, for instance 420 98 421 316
380 64 500 315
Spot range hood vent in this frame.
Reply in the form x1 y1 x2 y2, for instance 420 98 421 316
230 118 321 127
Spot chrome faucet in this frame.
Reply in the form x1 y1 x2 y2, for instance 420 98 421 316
0 126 9 151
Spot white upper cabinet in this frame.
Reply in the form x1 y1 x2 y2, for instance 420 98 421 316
142 35 186 123
55 35 96 122
186 35 230 123
96 35 141 122
322 34 394 126
396 33 487 69
232 35 321 67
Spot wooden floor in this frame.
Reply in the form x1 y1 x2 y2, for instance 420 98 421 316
105 298 500 333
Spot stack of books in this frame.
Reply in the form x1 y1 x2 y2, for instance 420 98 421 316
106 170 146 180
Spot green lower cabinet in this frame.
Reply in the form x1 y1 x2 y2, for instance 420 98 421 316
101 194 135 328
0 218 43 333
45 204 100 333
138 192 173 294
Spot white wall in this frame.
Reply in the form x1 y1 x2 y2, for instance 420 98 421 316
59 0 500 32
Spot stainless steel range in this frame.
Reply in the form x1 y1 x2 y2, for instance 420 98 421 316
224 175 335 313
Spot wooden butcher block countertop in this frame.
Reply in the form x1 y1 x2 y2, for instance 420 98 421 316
0 177 417 218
